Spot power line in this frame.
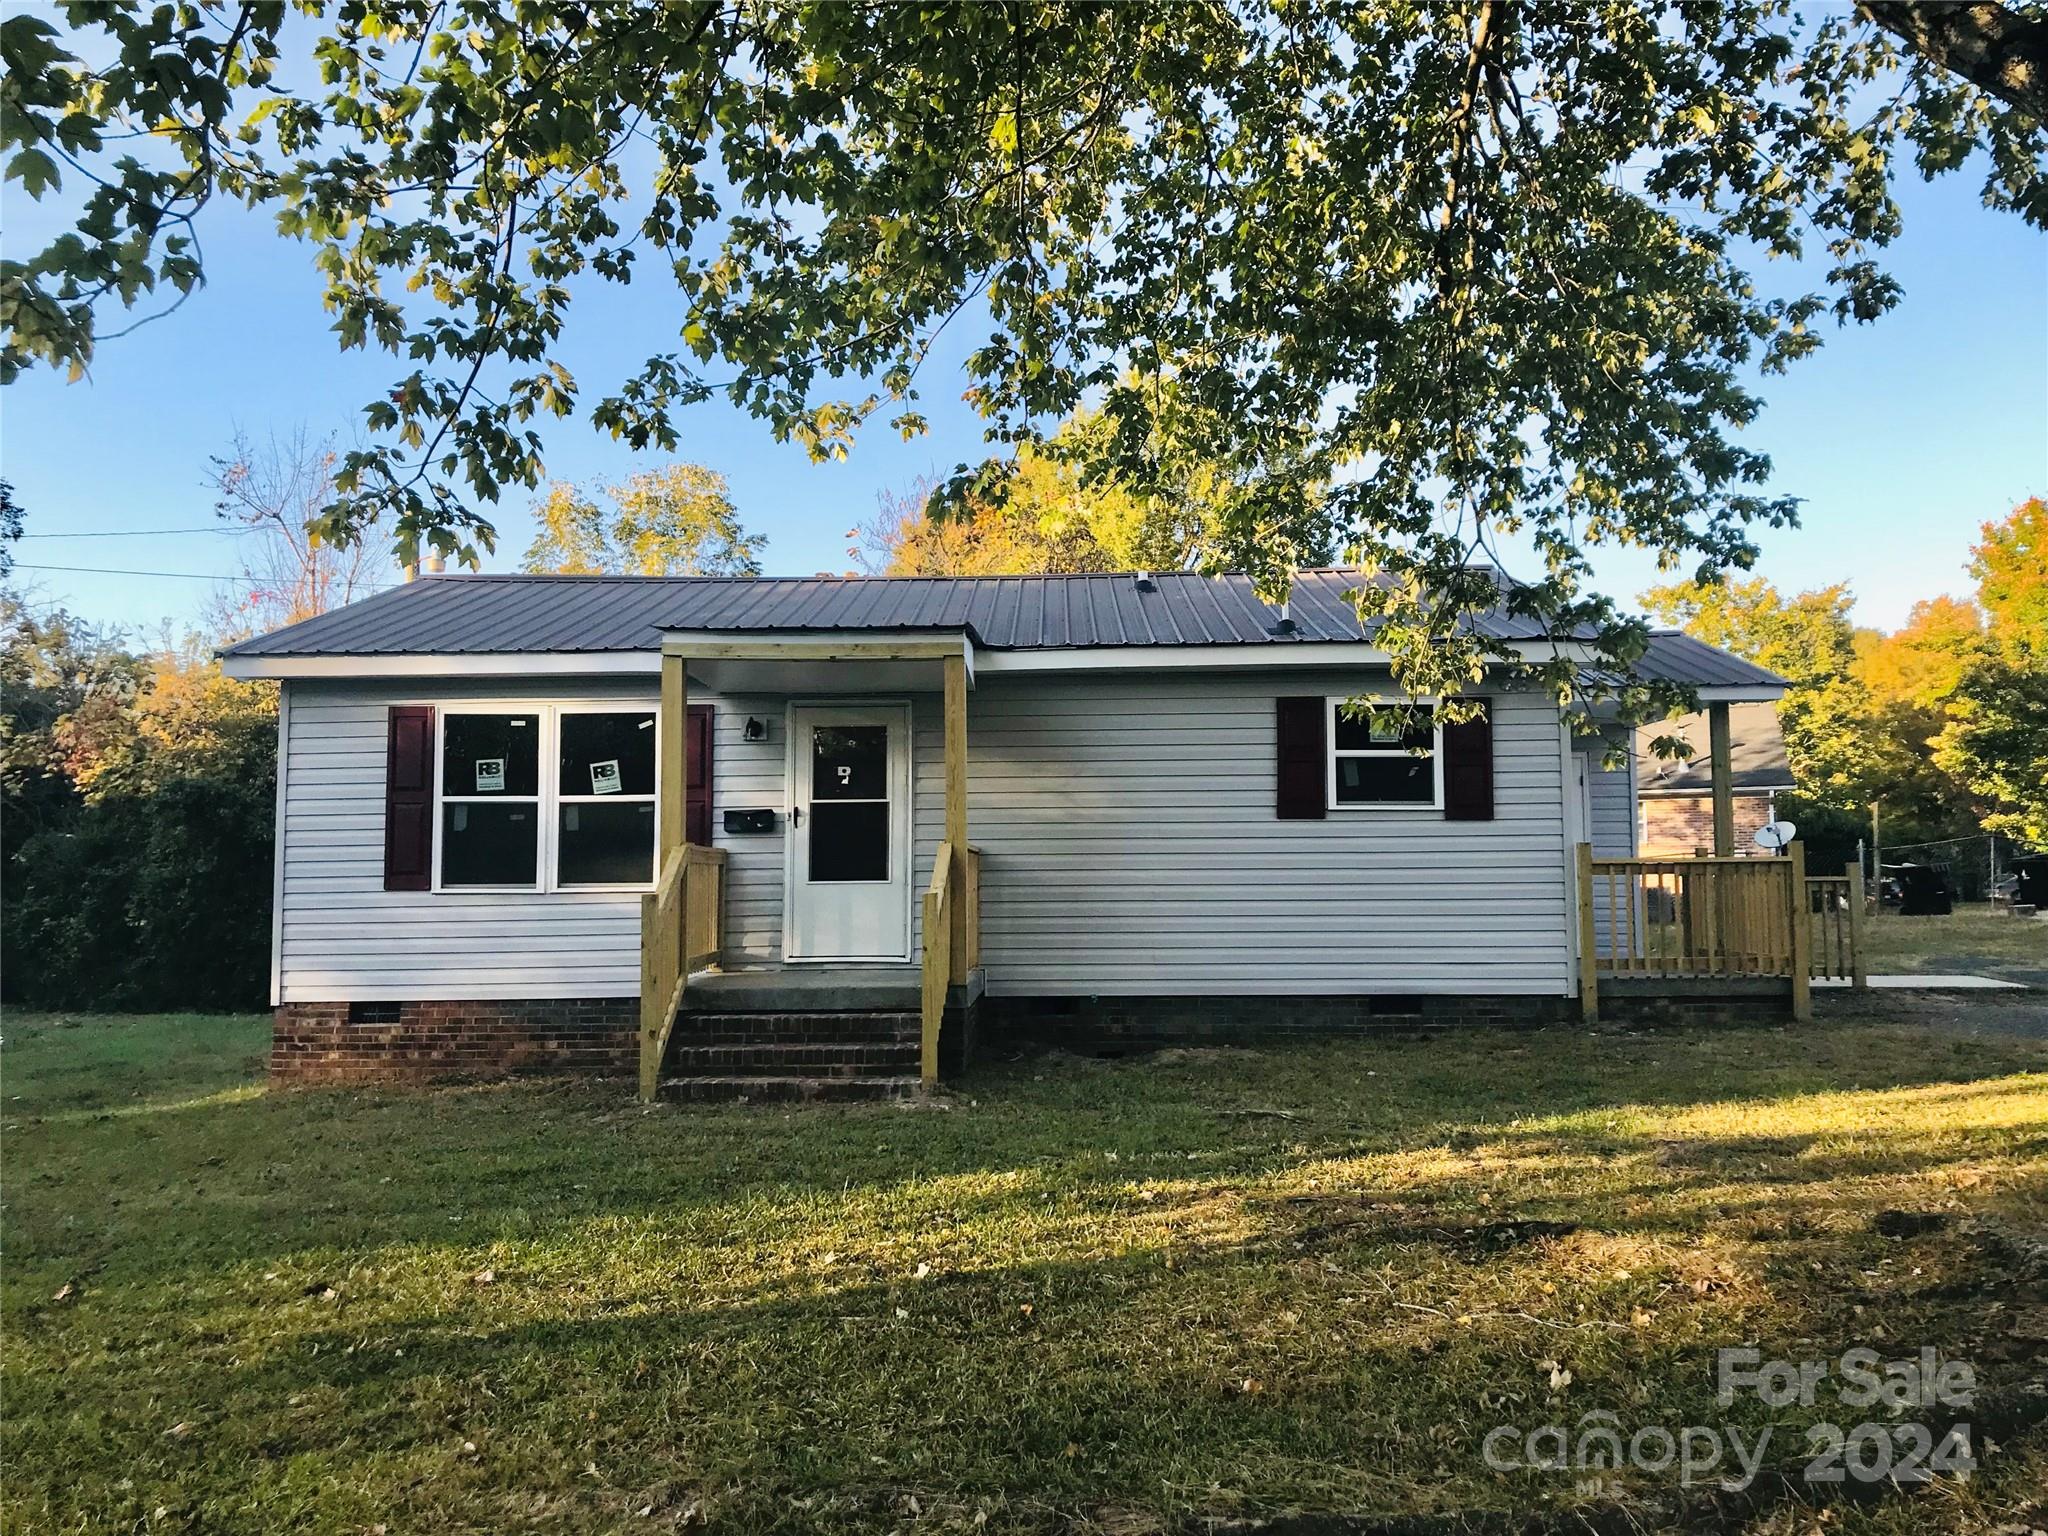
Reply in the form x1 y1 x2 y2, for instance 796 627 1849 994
9 561 233 582
1885 832 1996 853
21 527 239 538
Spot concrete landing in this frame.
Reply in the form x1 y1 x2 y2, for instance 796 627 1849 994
1816 974 2028 991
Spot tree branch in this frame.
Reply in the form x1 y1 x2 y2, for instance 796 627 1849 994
1859 2 2048 119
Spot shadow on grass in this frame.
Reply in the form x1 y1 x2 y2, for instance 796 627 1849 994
7 1016 2047 1532
8 1021 2047 1284
10 1118 2044 1534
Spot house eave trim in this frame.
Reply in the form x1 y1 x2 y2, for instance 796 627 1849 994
974 639 1597 672
1686 685 1788 703
223 634 1628 681
220 650 661 681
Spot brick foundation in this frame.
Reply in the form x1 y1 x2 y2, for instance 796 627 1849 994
274 983 1789 1086
980 992 1575 1049
271 998 637 1085
1594 978 1793 1028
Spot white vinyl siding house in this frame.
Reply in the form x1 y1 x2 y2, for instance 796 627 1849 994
272 668 1574 1005
231 571 1788 1062
1583 735 1638 860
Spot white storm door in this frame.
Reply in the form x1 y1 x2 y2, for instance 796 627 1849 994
788 705 912 961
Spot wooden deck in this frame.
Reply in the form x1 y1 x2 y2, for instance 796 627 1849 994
1577 845 1869 1022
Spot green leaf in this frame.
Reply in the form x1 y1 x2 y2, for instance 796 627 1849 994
7 149 59 201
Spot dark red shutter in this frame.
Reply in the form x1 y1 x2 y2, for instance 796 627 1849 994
384 705 435 890
1275 696 1327 819
1442 701 1494 821
685 704 714 846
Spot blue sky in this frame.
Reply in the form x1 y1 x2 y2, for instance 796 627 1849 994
4 157 2043 638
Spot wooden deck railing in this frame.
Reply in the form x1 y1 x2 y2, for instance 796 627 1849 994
638 843 727 1099
1577 845 1814 1021
919 842 981 1087
1805 864 1868 985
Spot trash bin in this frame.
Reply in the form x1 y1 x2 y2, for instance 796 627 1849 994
2011 855 2048 910
1890 862 1954 917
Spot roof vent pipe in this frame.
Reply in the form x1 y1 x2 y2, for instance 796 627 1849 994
1133 569 1155 592
422 552 446 575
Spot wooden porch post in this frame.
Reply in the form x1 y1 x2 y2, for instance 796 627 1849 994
1707 700 1734 857
1575 841 1600 1022
1787 838 1812 1022
944 652 969 983
641 650 689 1100
1845 859 1869 990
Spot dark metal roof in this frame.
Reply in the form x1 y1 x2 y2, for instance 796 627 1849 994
1637 701 1795 795
1633 630 1788 690
222 569 1567 657
221 576 1790 698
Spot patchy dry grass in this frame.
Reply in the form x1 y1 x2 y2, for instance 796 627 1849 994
4 1009 2046 1535
1861 904 2048 984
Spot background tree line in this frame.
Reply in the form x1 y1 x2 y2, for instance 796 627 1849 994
1643 498 2047 881
5 431 2038 1012
0 432 382 1011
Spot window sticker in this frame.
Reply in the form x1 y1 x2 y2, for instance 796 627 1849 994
590 759 622 795
475 758 505 792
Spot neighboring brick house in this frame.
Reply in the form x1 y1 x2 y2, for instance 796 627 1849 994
1635 700 1793 858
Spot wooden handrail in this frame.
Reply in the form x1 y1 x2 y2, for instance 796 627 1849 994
1591 855 1787 868
918 840 981 1086
920 843 955 1088
1802 861 1867 988
958 844 981 979
639 843 727 1100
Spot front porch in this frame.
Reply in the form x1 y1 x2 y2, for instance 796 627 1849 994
637 637 981 1099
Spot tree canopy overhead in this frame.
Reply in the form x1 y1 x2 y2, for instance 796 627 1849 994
4 1 2043 707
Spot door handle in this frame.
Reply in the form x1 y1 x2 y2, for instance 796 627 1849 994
790 806 802 827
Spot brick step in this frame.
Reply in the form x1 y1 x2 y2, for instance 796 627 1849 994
658 1074 923 1105
666 1041 920 1077
677 1011 920 1045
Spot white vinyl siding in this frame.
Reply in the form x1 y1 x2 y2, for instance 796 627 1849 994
1579 733 1639 963
276 678 782 1001
705 693 791 967
963 673 1570 996
274 670 1577 1003
1585 737 1638 859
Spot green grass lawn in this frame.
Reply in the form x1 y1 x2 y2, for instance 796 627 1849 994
5 1009 2047 1535
1861 904 2048 984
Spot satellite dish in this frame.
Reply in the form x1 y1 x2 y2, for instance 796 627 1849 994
1753 820 1798 851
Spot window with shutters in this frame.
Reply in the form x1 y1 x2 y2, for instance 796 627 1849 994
1326 697 1442 809
434 704 666 891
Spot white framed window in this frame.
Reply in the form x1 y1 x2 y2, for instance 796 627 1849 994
554 704 659 889
435 703 660 892
1327 696 1442 810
